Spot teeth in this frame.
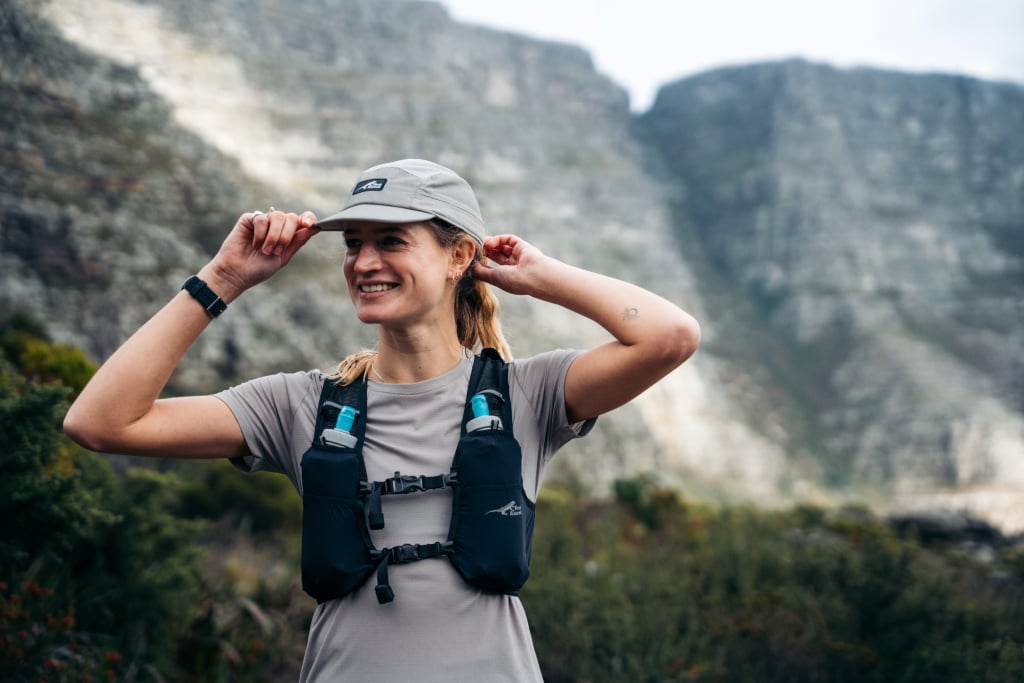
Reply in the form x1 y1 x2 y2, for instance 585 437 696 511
361 283 395 292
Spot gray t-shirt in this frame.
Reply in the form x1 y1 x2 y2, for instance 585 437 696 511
216 348 593 682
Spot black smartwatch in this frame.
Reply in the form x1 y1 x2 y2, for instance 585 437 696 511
182 275 228 318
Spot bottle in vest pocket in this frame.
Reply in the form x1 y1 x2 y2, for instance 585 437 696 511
320 404 359 448
466 391 502 432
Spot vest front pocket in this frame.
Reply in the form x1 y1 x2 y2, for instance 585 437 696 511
449 482 535 593
300 445 375 602
301 492 375 600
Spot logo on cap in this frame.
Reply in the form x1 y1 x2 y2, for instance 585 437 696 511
353 178 388 194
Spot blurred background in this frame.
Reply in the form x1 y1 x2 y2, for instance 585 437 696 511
2 0 1022 680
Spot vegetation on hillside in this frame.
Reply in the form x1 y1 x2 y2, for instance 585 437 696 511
2 314 1021 681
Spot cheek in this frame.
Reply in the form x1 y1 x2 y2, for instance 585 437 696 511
342 258 358 297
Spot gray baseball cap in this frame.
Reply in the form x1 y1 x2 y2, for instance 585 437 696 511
316 159 486 246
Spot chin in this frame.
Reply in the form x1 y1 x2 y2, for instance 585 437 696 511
354 309 387 325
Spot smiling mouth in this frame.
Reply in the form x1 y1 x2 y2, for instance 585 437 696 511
360 283 397 293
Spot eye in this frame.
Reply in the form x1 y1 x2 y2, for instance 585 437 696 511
379 236 405 248
344 238 361 251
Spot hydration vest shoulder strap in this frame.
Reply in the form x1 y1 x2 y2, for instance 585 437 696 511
461 348 512 434
313 349 509 446
312 375 369 451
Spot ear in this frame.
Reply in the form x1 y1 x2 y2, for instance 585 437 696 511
449 237 477 277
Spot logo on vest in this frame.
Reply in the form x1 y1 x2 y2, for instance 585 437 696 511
486 500 523 517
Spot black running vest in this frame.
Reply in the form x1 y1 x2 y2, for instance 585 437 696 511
299 349 535 604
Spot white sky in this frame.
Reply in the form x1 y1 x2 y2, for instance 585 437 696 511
436 0 1024 111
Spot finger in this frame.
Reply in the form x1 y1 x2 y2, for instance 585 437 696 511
485 246 516 266
271 214 299 256
251 213 270 250
281 224 320 261
262 211 286 255
237 212 261 243
299 210 318 228
484 236 517 260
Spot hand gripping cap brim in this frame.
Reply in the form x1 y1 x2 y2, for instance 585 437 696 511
315 159 485 246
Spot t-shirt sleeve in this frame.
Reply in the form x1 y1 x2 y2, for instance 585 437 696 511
509 348 596 464
215 370 323 485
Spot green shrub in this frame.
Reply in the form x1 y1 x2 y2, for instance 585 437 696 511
178 460 302 536
524 477 1024 683
0 352 201 680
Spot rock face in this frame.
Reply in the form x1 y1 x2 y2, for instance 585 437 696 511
3 1 1023 528
638 61 1024 514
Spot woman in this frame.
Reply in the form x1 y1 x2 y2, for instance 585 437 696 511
64 158 700 681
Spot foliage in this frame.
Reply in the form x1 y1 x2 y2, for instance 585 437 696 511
0 365 110 571
523 477 1024 682
1 575 123 682
174 526 311 681
0 356 205 680
178 459 302 536
0 326 309 681
4 325 1022 680
1 311 94 397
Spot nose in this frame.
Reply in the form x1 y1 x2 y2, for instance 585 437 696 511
351 243 382 273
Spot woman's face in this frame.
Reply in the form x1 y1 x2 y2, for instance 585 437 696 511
342 221 454 328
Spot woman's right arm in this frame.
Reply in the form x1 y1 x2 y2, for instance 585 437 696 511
63 209 319 459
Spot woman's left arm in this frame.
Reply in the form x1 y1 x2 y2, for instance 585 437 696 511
473 235 701 422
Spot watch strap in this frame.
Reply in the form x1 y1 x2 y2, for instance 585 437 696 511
182 275 228 318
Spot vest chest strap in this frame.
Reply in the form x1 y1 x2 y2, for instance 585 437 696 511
378 471 458 495
371 542 455 604
365 471 459 531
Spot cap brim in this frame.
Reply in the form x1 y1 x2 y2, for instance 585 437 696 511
314 204 435 230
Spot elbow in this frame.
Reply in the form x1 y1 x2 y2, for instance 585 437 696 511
63 406 109 453
661 312 701 369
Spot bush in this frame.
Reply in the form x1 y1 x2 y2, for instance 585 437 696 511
523 477 1024 683
0 348 202 680
0 311 94 396
178 459 302 536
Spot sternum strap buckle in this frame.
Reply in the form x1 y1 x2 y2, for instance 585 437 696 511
382 471 454 495
366 471 456 531
372 542 454 604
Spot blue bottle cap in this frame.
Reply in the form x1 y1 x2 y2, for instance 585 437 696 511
471 393 490 419
337 405 357 432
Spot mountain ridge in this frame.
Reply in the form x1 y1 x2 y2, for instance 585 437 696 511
4 0 1023 530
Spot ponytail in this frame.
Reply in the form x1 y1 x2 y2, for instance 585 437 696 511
333 219 510 385
454 258 512 360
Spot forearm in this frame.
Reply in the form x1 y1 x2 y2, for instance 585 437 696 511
65 209 318 455
525 254 700 422
531 256 698 353
64 265 243 449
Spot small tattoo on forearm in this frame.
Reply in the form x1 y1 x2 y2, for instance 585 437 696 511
622 307 639 320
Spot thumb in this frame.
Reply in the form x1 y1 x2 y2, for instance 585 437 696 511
472 261 496 283
472 261 514 292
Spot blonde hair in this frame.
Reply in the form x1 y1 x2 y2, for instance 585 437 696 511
333 219 511 385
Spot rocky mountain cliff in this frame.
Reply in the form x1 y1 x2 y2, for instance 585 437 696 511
3 0 1022 530
638 62 1024 526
